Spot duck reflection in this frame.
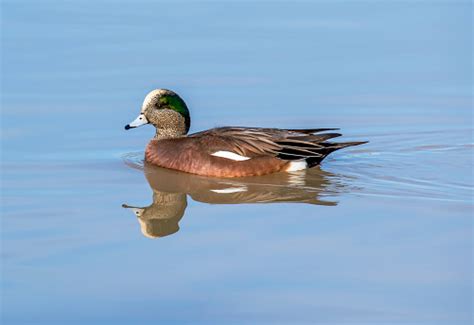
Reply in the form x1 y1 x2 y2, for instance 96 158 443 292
123 162 345 238
122 192 186 239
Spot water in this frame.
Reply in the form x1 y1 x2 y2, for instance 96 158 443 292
1 0 472 324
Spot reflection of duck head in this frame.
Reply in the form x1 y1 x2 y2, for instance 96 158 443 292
124 161 347 238
122 191 186 238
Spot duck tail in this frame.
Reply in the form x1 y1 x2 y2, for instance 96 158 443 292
306 141 368 168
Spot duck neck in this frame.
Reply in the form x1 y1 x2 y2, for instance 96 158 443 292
154 128 185 140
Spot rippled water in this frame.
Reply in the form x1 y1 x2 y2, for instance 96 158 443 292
2 1 472 324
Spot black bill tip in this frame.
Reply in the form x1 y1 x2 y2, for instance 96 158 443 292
124 124 132 130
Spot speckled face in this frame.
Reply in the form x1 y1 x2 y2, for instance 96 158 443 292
125 89 191 138
141 89 190 131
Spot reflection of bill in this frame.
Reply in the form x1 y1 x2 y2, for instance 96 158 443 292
123 162 346 239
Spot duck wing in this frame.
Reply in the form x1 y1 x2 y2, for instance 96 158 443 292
190 126 354 162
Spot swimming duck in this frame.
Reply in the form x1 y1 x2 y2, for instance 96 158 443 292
125 89 366 177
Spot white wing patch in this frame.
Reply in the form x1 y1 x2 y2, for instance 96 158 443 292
211 151 250 161
286 160 308 172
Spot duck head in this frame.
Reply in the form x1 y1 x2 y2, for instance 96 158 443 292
125 89 191 139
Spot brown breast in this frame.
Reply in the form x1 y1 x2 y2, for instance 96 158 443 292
145 138 289 177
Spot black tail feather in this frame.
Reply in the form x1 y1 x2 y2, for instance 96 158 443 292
305 141 368 167
287 128 340 134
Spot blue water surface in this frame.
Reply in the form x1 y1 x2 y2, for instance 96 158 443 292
1 1 472 324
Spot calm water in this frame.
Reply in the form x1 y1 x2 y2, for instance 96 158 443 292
2 1 473 324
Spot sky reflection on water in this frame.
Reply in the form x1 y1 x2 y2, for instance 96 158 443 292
1 0 472 324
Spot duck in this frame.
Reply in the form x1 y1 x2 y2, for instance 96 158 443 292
125 89 367 178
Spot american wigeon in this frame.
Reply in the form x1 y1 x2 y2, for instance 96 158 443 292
125 89 367 177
